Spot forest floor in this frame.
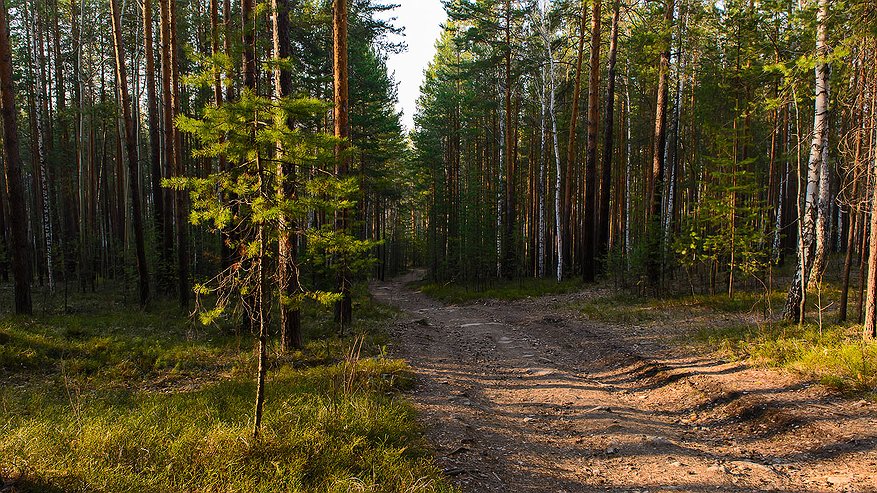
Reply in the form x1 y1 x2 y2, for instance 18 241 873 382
372 271 877 493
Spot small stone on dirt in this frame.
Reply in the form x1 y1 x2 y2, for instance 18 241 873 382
826 475 852 486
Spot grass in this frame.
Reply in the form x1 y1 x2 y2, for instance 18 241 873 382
415 277 583 304
576 289 788 324
575 285 876 395
0 285 455 493
697 321 877 394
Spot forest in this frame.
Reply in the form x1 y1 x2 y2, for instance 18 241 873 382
0 0 876 490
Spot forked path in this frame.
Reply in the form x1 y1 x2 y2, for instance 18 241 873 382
372 272 877 493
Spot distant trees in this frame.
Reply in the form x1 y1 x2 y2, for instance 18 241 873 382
109 0 149 307
415 0 877 339
0 0 31 314
0 0 412 306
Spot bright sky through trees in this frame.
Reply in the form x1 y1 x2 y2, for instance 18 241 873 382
379 0 446 130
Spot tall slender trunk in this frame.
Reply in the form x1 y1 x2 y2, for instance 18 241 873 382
333 0 352 326
565 0 587 274
582 0 601 282
598 0 620 276
862 46 877 339
30 1 55 292
624 64 632 267
810 118 831 288
784 0 830 322
273 0 302 350
144 0 167 291
110 0 149 306
540 2 563 282
159 0 177 297
253 153 268 438
648 0 675 289
501 0 515 279
169 0 189 309
864 138 877 338
0 0 33 314
538 50 547 278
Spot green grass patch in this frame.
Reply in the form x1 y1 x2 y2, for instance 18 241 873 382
696 322 877 394
415 277 583 304
0 287 455 493
576 289 787 323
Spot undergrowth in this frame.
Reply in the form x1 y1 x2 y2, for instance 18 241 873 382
0 285 455 493
697 321 877 394
415 277 582 304
578 286 876 395
577 290 787 324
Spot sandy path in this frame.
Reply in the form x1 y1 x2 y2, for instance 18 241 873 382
372 272 877 492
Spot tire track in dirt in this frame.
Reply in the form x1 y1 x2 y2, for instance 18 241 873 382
372 272 877 492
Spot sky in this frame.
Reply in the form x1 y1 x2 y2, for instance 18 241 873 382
378 0 447 130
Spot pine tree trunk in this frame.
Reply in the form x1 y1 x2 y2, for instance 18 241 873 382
864 144 877 339
648 0 675 290
333 0 352 326
159 0 177 297
110 0 149 306
538 53 547 279
565 0 587 275
253 153 268 438
582 0 601 282
273 0 302 350
0 0 33 314
597 0 620 279
169 0 189 309
143 0 168 291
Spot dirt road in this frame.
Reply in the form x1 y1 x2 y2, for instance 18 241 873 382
372 272 877 493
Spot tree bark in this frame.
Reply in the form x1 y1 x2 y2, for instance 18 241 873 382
144 0 168 291
501 0 516 279
273 0 303 350
784 0 830 322
110 0 149 306
159 0 177 298
565 0 587 275
0 0 32 314
582 0 601 282
598 0 620 275
333 0 352 326
169 0 189 309
242 0 255 90
648 0 675 289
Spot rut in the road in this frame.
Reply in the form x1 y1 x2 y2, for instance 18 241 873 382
373 273 877 493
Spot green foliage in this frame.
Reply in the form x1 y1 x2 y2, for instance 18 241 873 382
170 88 375 324
672 157 770 285
576 289 787 324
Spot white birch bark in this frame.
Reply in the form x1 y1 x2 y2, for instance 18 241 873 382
28 3 55 293
784 0 830 320
624 65 632 265
497 78 505 278
538 56 548 278
538 0 563 282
